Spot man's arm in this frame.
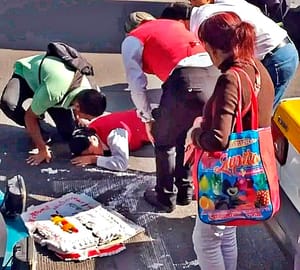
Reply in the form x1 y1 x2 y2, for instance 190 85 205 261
71 128 130 171
25 107 52 165
121 36 153 122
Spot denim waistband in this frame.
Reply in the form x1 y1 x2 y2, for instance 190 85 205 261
263 36 292 60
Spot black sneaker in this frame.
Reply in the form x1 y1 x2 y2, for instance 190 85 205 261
176 189 194 206
176 197 192 206
144 188 175 213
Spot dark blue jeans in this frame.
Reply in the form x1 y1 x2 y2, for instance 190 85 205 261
262 42 299 108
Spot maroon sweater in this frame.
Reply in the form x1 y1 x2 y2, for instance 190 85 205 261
193 58 274 152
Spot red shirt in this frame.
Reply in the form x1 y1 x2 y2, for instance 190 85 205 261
89 110 149 151
129 19 206 81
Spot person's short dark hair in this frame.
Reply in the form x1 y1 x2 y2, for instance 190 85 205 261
161 2 193 20
74 89 106 117
69 127 97 156
124 11 156 33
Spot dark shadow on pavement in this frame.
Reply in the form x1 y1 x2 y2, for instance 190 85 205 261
130 144 155 158
101 83 162 112
98 215 198 270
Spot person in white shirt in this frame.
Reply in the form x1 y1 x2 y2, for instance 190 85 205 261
161 0 299 108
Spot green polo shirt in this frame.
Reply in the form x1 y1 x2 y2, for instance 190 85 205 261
14 54 91 116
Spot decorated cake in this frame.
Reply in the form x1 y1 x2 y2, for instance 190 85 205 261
21 193 144 261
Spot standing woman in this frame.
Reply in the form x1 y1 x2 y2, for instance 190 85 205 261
191 12 274 270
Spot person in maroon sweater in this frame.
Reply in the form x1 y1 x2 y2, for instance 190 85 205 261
68 109 150 171
190 12 274 270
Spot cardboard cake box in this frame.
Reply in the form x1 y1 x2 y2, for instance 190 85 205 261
21 193 144 261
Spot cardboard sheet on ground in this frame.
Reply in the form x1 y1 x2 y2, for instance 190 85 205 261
21 193 144 261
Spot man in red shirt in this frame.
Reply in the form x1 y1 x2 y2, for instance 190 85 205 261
69 110 150 172
121 11 219 212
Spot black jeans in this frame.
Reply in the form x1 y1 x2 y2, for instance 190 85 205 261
0 74 75 140
152 66 219 207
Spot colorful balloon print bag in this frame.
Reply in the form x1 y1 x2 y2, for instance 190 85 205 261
195 67 280 226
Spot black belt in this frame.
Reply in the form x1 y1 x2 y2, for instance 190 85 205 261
264 36 292 60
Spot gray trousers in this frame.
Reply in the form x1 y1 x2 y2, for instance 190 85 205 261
152 66 219 207
192 217 237 270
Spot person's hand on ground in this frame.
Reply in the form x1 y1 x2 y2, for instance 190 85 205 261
71 155 97 167
26 147 52 166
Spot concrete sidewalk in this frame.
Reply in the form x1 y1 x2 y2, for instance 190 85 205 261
0 48 295 269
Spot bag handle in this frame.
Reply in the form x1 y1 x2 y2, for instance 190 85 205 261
229 63 261 132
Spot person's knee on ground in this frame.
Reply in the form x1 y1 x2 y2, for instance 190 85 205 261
0 98 26 127
0 75 35 127
0 82 26 127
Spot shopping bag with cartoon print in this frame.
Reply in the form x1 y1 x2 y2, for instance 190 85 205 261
196 67 280 226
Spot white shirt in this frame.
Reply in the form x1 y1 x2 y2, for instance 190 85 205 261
190 0 287 60
121 36 213 122
96 128 129 172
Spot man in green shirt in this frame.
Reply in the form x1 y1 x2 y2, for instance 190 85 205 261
0 54 107 166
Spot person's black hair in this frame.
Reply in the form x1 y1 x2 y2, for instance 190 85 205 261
74 89 106 117
69 127 97 156
161 2 193 20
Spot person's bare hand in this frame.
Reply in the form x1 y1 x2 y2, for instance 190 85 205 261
192 116 203 128
71 155 96 167
76 118 91 127
186 117 204 145
145 121 155 144
26 147 52 166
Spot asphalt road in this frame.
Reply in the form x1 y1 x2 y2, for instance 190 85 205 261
0 48 298 270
